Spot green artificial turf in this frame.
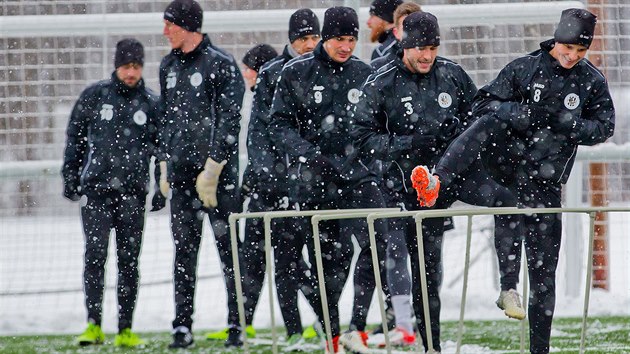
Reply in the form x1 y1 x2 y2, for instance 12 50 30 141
1 316 628 354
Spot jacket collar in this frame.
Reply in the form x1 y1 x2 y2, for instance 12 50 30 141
378 29 395 44
284 44 299 59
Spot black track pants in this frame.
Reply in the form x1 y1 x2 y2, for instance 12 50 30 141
81 193 145 332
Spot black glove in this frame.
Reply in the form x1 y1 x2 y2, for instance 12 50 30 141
151 191 166 211
499 104 549 133
438 117 460 141
549 110 582 136
411 133 437 150
63 182 81 201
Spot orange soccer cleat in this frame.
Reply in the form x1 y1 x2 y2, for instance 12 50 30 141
411 165 440 207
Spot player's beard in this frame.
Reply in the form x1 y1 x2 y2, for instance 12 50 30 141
370 28 384 43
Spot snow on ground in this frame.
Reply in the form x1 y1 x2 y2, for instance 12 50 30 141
1 203 628 340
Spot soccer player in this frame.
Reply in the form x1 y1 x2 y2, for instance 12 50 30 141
62 38 158 348
268 7 388 353
366 2 422 345
241 44 278 90
238 8 325 351
367 0 403 61
158 0 246 348
411 9 615 354
203 42 277 344
353 12 521 352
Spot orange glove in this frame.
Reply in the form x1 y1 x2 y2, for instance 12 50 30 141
411 165 440 207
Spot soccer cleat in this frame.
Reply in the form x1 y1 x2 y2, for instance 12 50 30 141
325 335 345 354
302 324 318 340
76 322 105 346
339 330 369 354
169 326 194 349
496 289 526 320
114 328 146 347
224 326 244 348
374 326 416 348
206 324 256 340
284 333 307 352
411 165 441 207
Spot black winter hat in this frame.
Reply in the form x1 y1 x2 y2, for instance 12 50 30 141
321 6 360 42
164 0 203 33
554 8 597 48
400 11 440 49
289 8 321 43
242 44 278 72
369 0 403 24
114 38 144 68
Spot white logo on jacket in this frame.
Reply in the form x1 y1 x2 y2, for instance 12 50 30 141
133 110 147 125
564 93 580 110
100 104 114 121
190 72 203 87
347 88 361 104
166 72 177 89
438 92 452 108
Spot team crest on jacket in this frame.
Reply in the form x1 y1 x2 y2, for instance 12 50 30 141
190 72 203 87
347 88 361 104
564 93 580 110
133 110 147 125
100 104 114 121
438 92 452 108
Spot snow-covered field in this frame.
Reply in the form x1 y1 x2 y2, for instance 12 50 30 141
1 203 628 341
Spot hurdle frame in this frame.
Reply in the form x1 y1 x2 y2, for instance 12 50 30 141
228 208 398 354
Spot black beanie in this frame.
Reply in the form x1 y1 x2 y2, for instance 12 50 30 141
400 11 440 49
242 44 278 72
115 38 144 68
321 6 360 42
288 8 321 43
369 0 403 24
554 8 597 48
164 0 203 33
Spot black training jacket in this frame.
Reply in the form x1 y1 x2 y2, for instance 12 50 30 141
158 34 244 183
352 54 477 193
243 45 294 189
62 72 159 197
474 39 615 184
370 42 400 70
371 30 398 62
269 42 376 199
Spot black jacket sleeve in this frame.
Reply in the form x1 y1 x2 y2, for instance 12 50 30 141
208 59 245 162
268 66 318 160
61 87 94 197
567 78 615 145
472 62 528 123
246 65 277 184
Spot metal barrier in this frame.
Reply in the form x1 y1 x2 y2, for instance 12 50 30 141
227 208 398 354
366 206 630 354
